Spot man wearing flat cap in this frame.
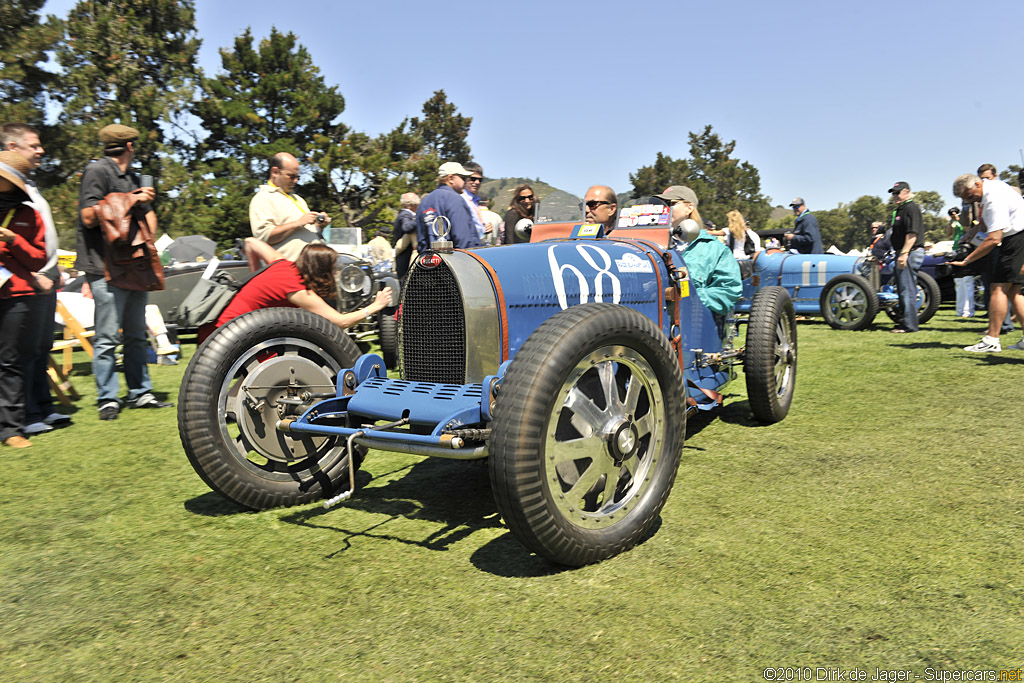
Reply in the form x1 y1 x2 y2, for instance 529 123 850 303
76 123 171 421
784 198 823 254
416 162 482 252
887 181 924 333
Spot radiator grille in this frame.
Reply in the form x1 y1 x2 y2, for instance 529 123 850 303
400 257 466 384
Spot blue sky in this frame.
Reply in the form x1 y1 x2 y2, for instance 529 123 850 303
42 0 1024 212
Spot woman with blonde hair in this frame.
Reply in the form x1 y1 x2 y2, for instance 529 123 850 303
710 209 760 259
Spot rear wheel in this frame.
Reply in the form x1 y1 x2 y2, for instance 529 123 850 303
178 308 362 510
885 270 941 325
489 303 686 566
745 286 797 423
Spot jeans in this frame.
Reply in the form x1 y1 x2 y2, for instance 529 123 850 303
0 297 31 441
894 248 924 331
87 273 152 404
21 291 57 423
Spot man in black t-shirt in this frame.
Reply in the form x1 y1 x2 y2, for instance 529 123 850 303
887 181 925 333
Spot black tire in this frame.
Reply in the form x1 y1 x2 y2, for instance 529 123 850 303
745 286 797 424
488 303 686 567
914 271 941 324
819 274 879 331
378 311 398 370
884 270 941 325
178 308 362 510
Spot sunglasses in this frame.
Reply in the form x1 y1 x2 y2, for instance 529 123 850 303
518 194 535 201
585 200 611 210
467 176 483 183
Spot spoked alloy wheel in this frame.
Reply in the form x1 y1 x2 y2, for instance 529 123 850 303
178 308 362 510
819 274 878 330
489 303 686 566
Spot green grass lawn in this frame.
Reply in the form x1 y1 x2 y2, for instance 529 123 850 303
2 308 1022 681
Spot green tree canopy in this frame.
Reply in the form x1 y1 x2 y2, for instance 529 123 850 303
409 90 472 163
0 0 61 128
629 125 770 230
192 27 346 244
45 0 201 240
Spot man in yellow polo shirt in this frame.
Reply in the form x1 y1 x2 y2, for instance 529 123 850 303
249 152 329 261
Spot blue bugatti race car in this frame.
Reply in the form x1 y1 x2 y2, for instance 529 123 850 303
178 203 798 566
736 249 940 330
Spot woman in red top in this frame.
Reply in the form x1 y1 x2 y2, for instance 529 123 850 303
0 151 48 449
199 237 392 342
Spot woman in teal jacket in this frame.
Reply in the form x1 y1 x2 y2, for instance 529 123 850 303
654 185 742 316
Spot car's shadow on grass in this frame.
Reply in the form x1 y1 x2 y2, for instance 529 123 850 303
276 458 536 570
691 394 770 431
184 491 251 516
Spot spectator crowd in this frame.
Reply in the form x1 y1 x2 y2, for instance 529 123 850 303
2 114 1022 449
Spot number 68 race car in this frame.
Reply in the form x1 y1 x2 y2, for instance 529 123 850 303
178 202 798 566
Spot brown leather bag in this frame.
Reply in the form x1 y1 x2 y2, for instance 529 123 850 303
96 191 165 291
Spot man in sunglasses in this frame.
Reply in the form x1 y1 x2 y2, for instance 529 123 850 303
584 185 618 235
416 161 483 252
461 162 487 242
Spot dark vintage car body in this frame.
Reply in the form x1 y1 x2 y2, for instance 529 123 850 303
179 209 798 566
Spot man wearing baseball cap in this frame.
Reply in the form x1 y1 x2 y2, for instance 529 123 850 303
416 162 482 252
784 197 823 254
76 123 172 420
887 181 925 333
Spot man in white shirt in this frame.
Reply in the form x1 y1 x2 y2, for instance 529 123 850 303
951 174 1024 352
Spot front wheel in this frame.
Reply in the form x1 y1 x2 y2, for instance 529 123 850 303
489 303 687 566
178 308 363 510
745 286 797 423
819 274 878 330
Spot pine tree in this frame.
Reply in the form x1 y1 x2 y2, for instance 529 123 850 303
409 90 472 163
0 0 61 127
47 0 201 240
193 27 346 244
630 125 770 229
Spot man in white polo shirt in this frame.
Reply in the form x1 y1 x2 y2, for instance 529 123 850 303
951 173 1024 352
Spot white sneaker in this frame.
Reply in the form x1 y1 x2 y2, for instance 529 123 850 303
1006 339 1024 351
963 336 1001 353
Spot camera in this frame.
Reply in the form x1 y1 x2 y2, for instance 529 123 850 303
315 214 326 224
